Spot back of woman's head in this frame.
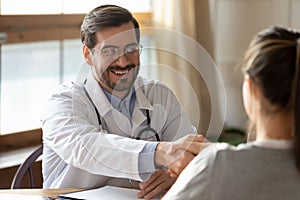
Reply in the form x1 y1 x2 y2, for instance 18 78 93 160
242 26 300 171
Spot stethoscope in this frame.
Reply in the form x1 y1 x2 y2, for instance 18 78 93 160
83 83 160 141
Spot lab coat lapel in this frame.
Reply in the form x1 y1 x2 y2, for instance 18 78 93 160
132 77 153 132
84 72 111 117
84 72 132 135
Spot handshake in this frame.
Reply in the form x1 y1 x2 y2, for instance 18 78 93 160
154 134 211 178
138 134 211 199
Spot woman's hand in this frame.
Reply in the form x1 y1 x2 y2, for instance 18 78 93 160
154 134 208 177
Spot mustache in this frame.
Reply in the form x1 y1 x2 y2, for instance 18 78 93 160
107 64 137 71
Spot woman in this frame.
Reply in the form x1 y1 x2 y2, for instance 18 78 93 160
163 26 300 200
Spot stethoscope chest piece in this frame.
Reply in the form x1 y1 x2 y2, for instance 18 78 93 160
134 109 160 141
134 126 160 141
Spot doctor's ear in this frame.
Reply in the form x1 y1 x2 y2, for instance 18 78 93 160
82 44 93 66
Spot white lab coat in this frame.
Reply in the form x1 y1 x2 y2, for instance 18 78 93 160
42 72 196 188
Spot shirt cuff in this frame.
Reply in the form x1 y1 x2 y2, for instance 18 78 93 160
138 142 159 181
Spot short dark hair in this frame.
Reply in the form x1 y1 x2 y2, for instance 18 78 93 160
80 5 140 49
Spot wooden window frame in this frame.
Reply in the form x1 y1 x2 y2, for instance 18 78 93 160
0 13 152 44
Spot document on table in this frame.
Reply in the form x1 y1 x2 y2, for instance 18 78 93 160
58 186 158 200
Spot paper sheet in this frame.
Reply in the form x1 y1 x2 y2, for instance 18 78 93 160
58 186 158 200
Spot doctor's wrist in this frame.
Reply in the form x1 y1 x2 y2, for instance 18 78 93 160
154 142 170 167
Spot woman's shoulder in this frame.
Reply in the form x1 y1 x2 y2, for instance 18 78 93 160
192 142 255 166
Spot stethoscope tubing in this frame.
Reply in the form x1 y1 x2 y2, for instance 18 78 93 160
83 83 160 141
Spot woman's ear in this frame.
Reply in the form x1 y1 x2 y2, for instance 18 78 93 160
243 75 265 118
82 44 93 66
243 75 257 119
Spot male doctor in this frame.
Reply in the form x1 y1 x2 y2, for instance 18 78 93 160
42 4 202 199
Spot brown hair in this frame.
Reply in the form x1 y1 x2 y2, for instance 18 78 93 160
242 26 300 171
80 5 140 49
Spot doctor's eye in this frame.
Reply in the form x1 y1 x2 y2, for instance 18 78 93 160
125 43 143 55
101 46 119 56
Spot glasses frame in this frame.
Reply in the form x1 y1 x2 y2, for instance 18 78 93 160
92 43 143 61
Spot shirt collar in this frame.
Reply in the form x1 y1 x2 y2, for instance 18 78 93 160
102 87 134 114
252 139 293 149
85 72 153 115
102 88 132 105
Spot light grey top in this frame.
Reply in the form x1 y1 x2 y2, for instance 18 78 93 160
163 140 300 200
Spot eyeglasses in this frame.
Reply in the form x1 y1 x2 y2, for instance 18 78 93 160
93 43 143 61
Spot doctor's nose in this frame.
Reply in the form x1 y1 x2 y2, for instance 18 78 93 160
114 54 129 67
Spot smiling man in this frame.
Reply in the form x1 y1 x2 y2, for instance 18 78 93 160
42 5 201 199
83 22 141 99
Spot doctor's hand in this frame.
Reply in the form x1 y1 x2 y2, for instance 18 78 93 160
168 135 212 178
167 134 207 155
154 134 207 177
137 169 175 200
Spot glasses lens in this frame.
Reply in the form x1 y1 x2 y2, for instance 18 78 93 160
101 47 118 57
95 44 142 61
125 44 142 58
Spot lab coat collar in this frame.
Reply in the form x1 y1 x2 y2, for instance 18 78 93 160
131 77 153 131
84 71 153 118
84 71 112 117
133 77 153 111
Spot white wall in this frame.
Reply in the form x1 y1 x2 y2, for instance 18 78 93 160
211 0 300 130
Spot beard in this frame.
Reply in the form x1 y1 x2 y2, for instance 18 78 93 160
96 63 139 92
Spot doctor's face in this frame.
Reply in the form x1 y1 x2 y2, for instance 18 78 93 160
89 22 140 94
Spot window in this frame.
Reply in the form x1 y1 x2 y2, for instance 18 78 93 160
0 0 152 14
1 41 61 133
0 0 153 135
